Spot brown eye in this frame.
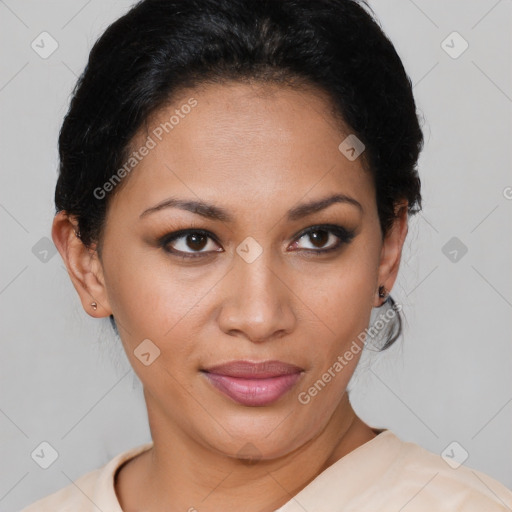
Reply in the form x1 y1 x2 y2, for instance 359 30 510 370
160 229 222 258
290 225 356 254
307 230 330 249
184 233 208 251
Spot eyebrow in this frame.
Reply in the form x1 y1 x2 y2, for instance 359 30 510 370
139 193 363 222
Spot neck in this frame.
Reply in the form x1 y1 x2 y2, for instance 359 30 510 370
116 392 376 512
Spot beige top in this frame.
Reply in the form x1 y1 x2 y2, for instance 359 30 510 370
21 430 512 511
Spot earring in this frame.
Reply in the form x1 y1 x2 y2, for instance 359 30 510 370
378 285 389 301
91 302 98 311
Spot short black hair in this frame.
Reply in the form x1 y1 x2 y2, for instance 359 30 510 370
56 0 424 349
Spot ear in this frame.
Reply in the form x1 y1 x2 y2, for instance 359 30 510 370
373 202 409 307
51 211 112 317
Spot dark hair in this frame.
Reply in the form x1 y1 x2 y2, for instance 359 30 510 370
56 0 423 350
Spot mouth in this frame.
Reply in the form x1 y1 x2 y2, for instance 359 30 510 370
200 360 304 407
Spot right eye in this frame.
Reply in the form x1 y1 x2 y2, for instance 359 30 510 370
159 229 223 259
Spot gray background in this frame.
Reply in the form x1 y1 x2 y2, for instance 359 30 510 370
0 0 511 510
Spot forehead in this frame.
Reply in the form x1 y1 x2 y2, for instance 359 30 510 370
107 81 375 220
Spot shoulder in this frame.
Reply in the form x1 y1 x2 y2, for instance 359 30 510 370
20 441 154 512
20 468 101 512
358 431 512 511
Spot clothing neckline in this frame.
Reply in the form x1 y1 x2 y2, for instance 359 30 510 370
101 429 396 511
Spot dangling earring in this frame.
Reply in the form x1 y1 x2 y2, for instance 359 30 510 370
91 302 98 311
378 285 389 304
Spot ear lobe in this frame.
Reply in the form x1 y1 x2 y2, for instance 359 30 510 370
51 211 112 317
374 203 409 307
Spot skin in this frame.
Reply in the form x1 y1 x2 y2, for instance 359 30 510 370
52 81 408 512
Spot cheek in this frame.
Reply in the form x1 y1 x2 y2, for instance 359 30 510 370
295 268 377 415
101 242 175 338
101 242 218 365
303 238 380 374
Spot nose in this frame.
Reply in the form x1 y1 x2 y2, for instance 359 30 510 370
217 247 297 344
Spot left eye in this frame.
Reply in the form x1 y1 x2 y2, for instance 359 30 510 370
290 225 354 253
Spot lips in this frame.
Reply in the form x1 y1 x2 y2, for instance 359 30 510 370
201 360 304 406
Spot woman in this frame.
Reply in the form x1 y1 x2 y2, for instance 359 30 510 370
21 0 512 510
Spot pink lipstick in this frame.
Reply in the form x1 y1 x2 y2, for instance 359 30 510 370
201 360 304 406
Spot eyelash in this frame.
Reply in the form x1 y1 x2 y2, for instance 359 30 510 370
158 224 356 260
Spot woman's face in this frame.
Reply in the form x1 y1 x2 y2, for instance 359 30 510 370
73 82 405 459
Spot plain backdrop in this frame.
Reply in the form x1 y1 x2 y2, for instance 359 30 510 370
0 0 511 510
